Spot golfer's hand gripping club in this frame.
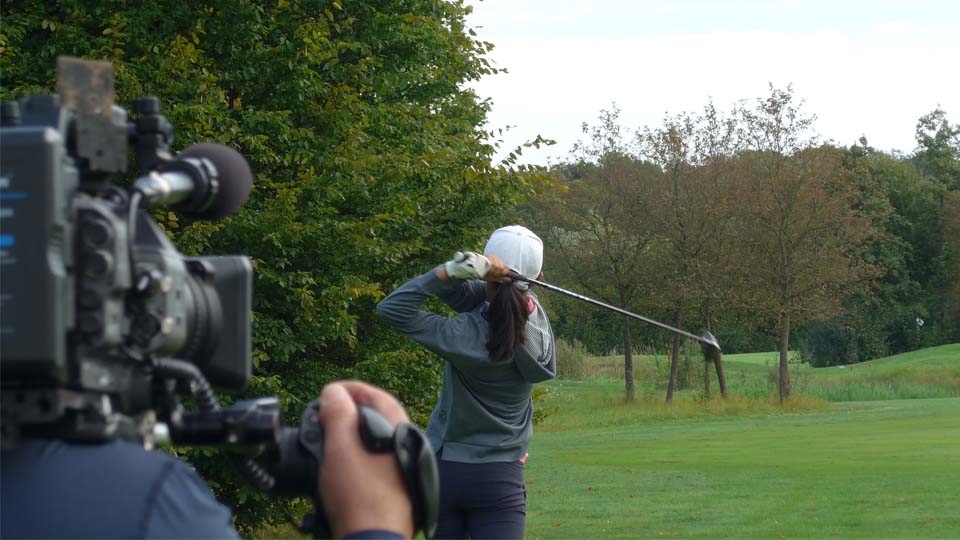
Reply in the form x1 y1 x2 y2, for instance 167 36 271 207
444 251 491 280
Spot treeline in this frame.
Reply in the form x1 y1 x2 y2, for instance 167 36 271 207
526 89 960 401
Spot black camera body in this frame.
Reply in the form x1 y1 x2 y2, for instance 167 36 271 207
0 59 252 445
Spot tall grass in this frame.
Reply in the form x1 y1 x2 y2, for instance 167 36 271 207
534 379 828 433
553 338 592 379
556 344 960 402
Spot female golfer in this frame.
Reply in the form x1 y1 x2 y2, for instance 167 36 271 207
377 225 557 539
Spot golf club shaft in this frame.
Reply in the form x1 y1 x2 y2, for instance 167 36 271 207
508 271 719 350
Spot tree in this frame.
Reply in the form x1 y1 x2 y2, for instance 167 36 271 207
639 102 739 400
944 191 960 338
1 0 551 528
914 108 960 191
799 144 939 364
912 109 960 342
733 86 876 401
537 107 660 400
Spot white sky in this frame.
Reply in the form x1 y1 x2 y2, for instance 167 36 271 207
465 0 960 165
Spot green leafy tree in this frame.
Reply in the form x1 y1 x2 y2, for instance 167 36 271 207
820 145 932 362
912 109 960 341
2 0 551 529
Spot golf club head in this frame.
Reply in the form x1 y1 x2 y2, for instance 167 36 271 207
701 331 722 362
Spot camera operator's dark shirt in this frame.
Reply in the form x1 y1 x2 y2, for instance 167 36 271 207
1 438 238 539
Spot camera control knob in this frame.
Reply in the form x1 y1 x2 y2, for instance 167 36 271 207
81 218 113 248
134 269 165 296
85 250 113 278
358 406 395 452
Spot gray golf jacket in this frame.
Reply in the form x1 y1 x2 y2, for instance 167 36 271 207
376 270 556 463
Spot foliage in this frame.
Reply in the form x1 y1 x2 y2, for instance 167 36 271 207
529 87 959 406
2 0 554 528
349 349 441 427
537 87 883 402
531 387 559 425
532 106 665 399
638 102 740 399
797 318 870 367
732 87 879 402
799 112 960 367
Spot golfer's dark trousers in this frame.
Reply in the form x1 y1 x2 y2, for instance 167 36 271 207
434 457 526 539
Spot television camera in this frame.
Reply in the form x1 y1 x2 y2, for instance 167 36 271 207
0 57 436 538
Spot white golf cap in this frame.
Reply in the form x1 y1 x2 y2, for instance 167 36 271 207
483 225 543 280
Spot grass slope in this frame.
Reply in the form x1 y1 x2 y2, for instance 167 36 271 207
573 344 960 401
525 345 960 538
527 395 960 539
801 344 960 401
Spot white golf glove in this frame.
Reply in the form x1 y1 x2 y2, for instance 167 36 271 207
444 251 491 280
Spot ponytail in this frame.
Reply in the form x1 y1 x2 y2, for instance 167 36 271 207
486 282 530 362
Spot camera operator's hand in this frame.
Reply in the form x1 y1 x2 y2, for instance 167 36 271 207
317 381 414 539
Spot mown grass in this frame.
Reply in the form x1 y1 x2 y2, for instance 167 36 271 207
524 344 960 538
527 391 960 539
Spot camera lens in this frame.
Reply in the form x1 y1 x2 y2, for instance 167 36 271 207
179 268 223 363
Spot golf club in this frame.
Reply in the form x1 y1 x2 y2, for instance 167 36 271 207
507 270 722 357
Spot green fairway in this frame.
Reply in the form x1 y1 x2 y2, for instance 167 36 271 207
525 395 960 539
720 351 785 366
526 346 960 538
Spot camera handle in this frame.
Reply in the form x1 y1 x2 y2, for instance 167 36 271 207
288 399 440 538
156 360 439 539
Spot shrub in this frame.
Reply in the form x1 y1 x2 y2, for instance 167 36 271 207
532 387 560 425
349 350 442 427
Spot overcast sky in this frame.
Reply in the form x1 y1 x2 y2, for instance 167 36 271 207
465 0 960 165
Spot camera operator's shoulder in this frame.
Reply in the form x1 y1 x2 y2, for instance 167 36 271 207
1 439 238 539
89 440 239 539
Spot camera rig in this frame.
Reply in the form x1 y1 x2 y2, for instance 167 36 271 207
0 57 437 538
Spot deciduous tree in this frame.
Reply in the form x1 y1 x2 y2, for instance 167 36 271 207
733 86 876 401
537 107 659 399
639 102 739 400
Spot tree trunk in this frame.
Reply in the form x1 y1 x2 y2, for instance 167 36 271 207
704 313 727 398
714 354 728 398
666 309 682 402
778 312 792 403
623 315 635 400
